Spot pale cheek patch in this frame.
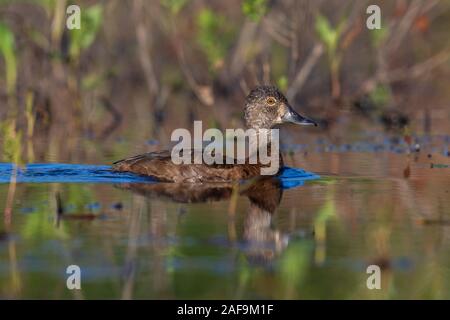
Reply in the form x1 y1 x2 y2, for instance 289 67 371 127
276 105 287 123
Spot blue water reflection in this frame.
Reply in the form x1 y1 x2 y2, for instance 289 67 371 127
0 163 319 188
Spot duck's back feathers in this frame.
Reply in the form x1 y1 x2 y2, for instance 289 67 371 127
112 149 269 183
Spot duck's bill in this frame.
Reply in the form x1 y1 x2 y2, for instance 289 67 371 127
282 106 318 126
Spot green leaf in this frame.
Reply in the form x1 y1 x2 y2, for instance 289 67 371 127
32 0 56 10
0 119 23 164
371 24 388 47
196 9 234 71
315 14 338 54
69 4 103 60
277 75 288 92
0 22 17 95
242 0 268 22
161 0 188 15
370 83 391 107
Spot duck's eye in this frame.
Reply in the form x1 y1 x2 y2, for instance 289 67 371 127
266 97 276 106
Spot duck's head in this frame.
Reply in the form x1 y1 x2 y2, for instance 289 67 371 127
244 86 317 129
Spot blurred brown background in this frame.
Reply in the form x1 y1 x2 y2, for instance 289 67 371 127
0 0 449 163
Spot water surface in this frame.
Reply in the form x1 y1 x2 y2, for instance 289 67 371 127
0 145 449 299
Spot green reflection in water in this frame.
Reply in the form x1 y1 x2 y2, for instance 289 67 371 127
0 158 449 299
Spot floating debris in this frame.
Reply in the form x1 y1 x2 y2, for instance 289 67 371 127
111 202 123 210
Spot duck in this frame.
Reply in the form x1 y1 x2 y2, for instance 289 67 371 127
112 85 317 182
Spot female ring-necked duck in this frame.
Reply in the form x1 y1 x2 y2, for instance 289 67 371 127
112 86 317 182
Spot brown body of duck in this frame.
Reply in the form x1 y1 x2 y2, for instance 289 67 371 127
112 86 317 182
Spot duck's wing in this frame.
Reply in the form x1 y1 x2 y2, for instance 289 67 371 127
112 150 179 182
113 150 171 166
112 149 264 182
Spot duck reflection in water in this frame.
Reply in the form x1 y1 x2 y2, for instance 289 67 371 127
117 175 311 265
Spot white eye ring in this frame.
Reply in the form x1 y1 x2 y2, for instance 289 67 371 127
266 97 276 106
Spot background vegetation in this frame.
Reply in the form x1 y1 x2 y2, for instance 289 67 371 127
0 0 449 164
0 0 450 300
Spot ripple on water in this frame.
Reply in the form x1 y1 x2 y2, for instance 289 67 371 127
0 163 320 187
0 163 156 184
